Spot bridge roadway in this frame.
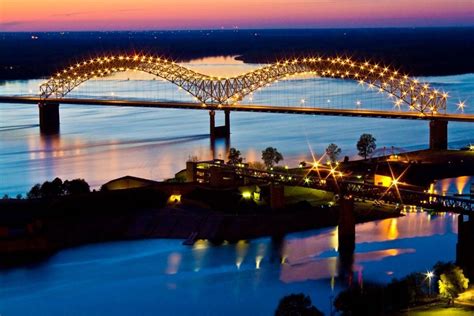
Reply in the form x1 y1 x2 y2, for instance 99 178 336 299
218 162 473 213
1 96 474 122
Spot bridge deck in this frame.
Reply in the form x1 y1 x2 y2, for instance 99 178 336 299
209 162 473 213
1 96 474 122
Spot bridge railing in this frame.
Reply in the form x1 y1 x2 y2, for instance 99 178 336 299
199 160 473 213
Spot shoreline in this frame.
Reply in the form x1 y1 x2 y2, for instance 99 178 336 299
0 183 400 268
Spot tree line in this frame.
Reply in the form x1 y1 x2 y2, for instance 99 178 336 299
227 133 377 168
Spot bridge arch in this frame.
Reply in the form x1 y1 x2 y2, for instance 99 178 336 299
224 57 447 114
40 54 447 114
39 55 216 103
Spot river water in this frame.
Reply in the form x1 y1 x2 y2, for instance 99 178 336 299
0 56 472 315
0 56 473 196
0 212 460 315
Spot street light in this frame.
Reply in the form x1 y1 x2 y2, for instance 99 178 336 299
425 271 434 296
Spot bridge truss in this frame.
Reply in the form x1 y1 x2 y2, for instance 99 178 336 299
39 54 448 115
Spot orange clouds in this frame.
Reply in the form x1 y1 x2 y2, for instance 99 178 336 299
1 0 473 31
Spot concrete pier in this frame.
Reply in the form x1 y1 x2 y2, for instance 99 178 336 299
209 109 231 141
429 119 448 150
457 215 474 279
39 103 60 134
338 196 355 282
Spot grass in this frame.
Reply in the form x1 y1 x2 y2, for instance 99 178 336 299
283 186 334 206
401 303 474 316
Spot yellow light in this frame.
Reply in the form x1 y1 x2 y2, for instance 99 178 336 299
168 194 181 203
242 191 252 199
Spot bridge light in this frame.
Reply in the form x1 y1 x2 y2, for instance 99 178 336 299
356 100 361 106
300 99 305 104
457 101 466 111
242 191 252 199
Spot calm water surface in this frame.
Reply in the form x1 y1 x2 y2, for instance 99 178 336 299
0 56 473 195
0 212 459 315
0 56 471 315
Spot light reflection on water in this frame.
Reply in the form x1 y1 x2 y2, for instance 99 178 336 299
0 212 459 315
0 56 473 196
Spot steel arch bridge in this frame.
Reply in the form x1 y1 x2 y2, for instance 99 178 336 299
39 54 448 115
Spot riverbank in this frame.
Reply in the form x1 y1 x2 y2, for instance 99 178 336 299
0 182 400 268
341 148 474 187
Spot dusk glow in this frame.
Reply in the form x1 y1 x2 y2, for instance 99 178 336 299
1 0 474 314
1 0 473 31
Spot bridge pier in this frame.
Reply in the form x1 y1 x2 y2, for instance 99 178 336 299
429 119 448 150
209 110 216 141
338 196 355 282
38 103 60 134
209 109 231 141
270 183 285 210
457 214 474 279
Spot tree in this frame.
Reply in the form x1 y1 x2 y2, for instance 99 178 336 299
435 262 469 304
27 184 42 199
357 133 377 159
262 147 283 168
27 178 90 198
275 293 323 316
63 179 90 195
326 143 342 163
227 147 243 165
40 177 64 198
334 284 385 315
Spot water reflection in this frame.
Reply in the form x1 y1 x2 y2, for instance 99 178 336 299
0 212 463 316
280 212 458 284
435 176 473 195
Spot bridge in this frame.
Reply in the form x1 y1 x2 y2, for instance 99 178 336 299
1 54 474 150
186 159 474 214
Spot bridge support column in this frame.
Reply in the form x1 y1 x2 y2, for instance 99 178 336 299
209 110 216 141
39 103 60 134
270 183 285 210
338 196 355 283
457 215 474 279
429 120 448 150
209 109 231 141
224 110 231 136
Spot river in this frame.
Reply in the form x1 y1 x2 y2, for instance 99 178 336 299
0 56 472 315
0 212 460 315
0 56 473 196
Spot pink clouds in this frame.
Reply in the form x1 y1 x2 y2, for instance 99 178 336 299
1 0 472 31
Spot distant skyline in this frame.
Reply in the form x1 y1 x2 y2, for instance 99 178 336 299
1 0 473 31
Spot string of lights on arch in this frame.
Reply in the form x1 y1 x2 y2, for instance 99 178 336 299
39 54 451 115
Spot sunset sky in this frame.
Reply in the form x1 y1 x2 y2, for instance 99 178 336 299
1 0 473 31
